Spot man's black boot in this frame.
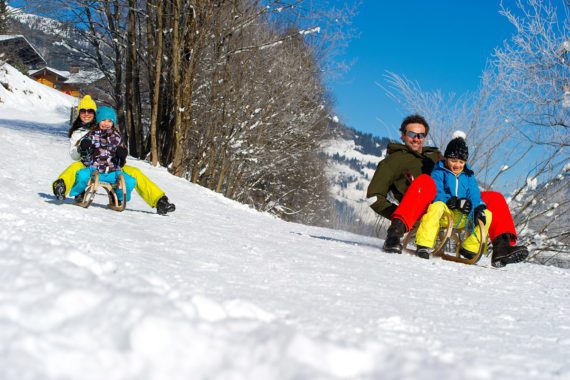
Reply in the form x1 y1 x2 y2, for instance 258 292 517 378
383 218 406 254
52 179 66 201
491 233 529 268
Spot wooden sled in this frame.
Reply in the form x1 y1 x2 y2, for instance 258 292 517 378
402 211 488 265
75 171 127 212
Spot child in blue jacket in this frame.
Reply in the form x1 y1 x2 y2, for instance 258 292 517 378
414 131 492 259
69 106 136 204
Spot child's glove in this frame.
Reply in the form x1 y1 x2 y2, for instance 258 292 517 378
474 205 486 225
457 198 472 214
112 146 128 168
78 138 93 156
445 196 459 210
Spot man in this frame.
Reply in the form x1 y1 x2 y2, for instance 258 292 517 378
367 114 529 267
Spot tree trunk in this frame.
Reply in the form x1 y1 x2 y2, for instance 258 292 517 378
149 0 163 166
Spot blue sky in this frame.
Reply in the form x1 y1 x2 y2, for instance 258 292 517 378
328 0 517 138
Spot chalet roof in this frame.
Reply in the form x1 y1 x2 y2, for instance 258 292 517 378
0 34 46 68
29 66 104 85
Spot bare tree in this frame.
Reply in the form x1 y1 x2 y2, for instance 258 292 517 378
488 0 570 261
382 71 512 188
493 0 570 148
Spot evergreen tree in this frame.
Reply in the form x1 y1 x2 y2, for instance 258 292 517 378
0 0 8 34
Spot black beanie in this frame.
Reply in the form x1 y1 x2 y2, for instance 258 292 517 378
444 131 468 161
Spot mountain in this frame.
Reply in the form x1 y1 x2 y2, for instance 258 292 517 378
2 61 570 380
7 6 93 70
322 121 391 236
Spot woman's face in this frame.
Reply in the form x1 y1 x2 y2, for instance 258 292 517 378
79 109 95 124
99 119 113 130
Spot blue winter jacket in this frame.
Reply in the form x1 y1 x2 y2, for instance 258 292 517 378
431 160 485 209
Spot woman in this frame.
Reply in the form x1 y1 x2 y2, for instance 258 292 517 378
69 106 136 203
52 95 176 215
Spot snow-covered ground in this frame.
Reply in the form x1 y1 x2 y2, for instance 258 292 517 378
1 63 569 380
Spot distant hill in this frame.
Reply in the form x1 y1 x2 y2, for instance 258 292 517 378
322 121 392 236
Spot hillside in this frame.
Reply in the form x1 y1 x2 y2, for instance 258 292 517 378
8 6 92 70
322 123 391 236
1 63 569 379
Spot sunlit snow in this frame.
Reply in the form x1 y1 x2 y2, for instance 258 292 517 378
1 63 569 380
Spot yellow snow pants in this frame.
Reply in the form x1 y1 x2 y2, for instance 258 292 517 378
55 162 165 208
415 201 492 253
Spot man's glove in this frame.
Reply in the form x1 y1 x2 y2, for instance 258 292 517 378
474 205 486 225
446 196 459 210
457 198 472 214
78 138 93 156
112 146 128 168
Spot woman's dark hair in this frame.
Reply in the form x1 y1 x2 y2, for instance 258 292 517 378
399 114 430 135
68 116 96 138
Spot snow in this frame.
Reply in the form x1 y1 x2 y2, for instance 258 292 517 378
322 138 381 166
29 66 71 79
1 62 570 379
0 34 22 41
322 138 383 225
28 66 104 85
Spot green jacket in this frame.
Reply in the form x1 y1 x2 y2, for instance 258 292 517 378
367 143 442 219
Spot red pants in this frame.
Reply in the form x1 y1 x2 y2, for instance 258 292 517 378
392 174 517 244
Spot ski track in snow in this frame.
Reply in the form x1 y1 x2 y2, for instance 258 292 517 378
1 65 570 380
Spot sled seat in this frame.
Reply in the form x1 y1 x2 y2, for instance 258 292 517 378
75 171 127 212
402 211 488 265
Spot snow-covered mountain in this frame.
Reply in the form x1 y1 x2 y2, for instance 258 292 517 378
7 6 92 70
322 124 390 236
1 63 570 380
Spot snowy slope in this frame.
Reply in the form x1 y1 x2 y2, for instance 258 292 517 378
322 137 382 227
1 64 570 380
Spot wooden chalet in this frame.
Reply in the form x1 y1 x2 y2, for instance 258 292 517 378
29 66 103 98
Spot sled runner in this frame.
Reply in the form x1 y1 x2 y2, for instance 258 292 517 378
75 171 127 212
402 211 488 265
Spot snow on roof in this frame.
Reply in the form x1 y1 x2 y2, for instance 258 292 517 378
66 69 104 84
28 66 103 84
0 34 46 66
0 34 24 41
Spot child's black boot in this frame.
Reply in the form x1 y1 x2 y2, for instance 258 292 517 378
415 245 430 259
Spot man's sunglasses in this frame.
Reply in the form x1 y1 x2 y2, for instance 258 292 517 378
79 109 95 115
405 131 426 139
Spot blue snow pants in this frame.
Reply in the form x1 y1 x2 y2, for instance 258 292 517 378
69 168 136 202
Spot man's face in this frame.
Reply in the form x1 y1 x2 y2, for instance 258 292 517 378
401 123 427 153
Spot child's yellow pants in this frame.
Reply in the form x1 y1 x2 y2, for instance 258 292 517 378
415 201 492 253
